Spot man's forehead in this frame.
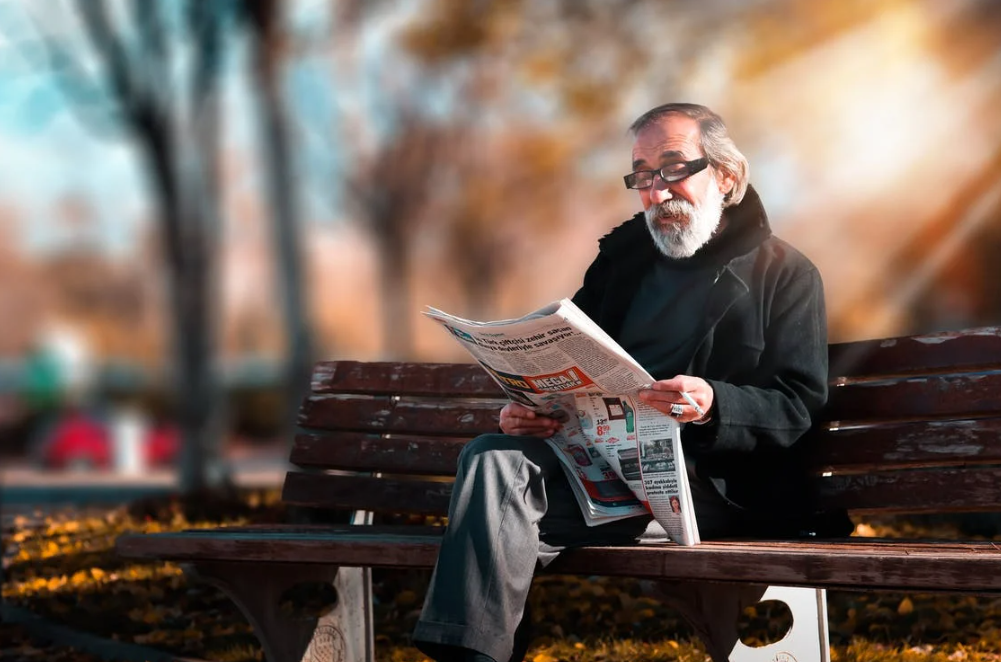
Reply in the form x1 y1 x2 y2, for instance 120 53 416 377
631 115 702 164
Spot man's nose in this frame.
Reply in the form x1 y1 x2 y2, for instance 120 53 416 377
649 177 673 203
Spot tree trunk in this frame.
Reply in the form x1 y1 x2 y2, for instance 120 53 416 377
71 0 229 495
377 228 412 359
139 120 225 494
173 225 223 493
247 0 315 444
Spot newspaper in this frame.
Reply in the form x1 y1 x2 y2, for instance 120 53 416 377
425 298 700 546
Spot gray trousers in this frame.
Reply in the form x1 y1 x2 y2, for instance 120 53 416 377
412 433 738 662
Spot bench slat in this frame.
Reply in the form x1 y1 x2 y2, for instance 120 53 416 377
311 330 1001 396
555 539 1001 592
292 416 1001 478
312 361 501 397
282 471 452 514
282 465 1001 517
300 375 1001 435
292 418 1001 478
301 374 1001 435
817 466 1001 514
822 372 1001 423
829 327 1001 380
807 417 1001 473
291 432 464 475
116 529 1001 593
298 395 501 435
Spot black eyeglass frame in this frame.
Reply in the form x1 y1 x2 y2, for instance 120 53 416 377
623 157 710 190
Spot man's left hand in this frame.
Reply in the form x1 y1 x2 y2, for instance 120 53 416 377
638 375 714 424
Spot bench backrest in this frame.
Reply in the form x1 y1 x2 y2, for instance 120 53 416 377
286 327 1001 519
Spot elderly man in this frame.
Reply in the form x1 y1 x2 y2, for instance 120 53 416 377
412 103 848 662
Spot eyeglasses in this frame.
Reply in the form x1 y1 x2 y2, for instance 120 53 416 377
623 157 709 190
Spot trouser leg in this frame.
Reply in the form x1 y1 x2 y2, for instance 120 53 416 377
412 433 736 661
412 434 557 662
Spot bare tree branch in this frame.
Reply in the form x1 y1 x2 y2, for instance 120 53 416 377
133 0 168 110
189 0 226 109
75 0 147 122
189 0 227 241
20 9 120 135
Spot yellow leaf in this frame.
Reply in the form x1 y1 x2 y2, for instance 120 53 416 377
854 523 876 537
134 631 170 645
897 597 914 615
532 655 558 662
573 642 585 650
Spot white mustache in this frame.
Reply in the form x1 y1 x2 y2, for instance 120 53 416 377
650 200 696 219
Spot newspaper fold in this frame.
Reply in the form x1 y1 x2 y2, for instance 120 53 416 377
425 298 700 546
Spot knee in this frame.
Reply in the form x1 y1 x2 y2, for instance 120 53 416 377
451 434 552 522
456 433 556 479
457 433 516 472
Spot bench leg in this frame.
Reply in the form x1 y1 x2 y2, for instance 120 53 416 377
184 562 374 662
646 582 830 662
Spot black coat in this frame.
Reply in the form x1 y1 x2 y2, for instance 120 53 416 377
572 187 848 534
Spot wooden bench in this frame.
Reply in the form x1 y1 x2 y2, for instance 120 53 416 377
116 326 1001 662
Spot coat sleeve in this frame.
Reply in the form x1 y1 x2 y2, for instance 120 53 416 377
695 265 828 454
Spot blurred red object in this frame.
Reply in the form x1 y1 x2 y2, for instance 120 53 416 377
43 411 111 470
41 412 180 470
145 425 180 467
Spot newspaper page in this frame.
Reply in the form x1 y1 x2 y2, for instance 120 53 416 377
425 298 700 546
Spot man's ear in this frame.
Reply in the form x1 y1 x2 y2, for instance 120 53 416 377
716 170 736 200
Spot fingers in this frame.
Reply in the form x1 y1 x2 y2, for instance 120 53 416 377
500 402 532 421
498 374 716 435
499 403 562 438
638 375 714 424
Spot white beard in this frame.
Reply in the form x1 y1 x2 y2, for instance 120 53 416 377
644 184 725 259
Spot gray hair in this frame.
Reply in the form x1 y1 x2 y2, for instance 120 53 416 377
629 103 749 208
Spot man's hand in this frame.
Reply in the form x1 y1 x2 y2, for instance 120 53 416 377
499 402 563 438
638 375 714 424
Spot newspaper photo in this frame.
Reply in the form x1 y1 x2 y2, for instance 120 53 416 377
425 298 700 546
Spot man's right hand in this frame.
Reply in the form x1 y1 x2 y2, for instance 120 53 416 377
499 402 563 438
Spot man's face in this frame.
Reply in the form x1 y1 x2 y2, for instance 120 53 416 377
631 114 734 258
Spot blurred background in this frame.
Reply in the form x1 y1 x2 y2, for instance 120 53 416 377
0 0 999 494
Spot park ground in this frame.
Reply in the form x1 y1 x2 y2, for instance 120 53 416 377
5 489 1001 662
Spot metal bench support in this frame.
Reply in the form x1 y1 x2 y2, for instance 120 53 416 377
181 505 377 662
183 561 373 662
648 582 830 662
